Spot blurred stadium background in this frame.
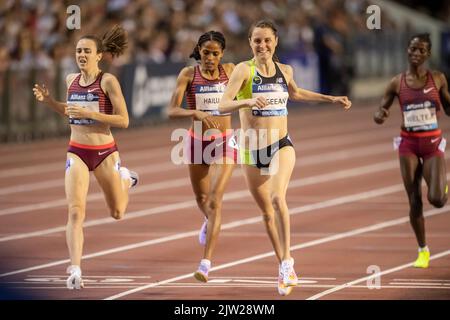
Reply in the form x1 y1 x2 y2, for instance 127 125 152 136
0 0 449 142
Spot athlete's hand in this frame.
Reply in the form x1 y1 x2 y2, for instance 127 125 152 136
66 105 92 119
248 96 268 109
32 84 50 103
331 96 352 110
373 108 389 124
202 115 221 130
194 111 220 129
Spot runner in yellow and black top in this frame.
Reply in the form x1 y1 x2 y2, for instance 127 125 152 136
219 20 351 296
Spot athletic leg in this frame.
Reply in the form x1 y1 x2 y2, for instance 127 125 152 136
423 155 448 208
93 151 130 220
65 153 89 289
269 147 296 261
203 162 235 260
270 147 298 288
399 155 425 247
242 164 283 263
188 164 211 217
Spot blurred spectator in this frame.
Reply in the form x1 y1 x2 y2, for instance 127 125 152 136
0 0 446 93
0 0 398 65
313 5 353 95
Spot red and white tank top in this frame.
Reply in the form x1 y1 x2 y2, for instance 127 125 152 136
67 72 113 125
398 71 442 136
185 64 229 116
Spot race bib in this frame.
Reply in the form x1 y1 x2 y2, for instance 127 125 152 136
251 83 289 117
403 101 438 131
195 84 227 115
67 92 99 125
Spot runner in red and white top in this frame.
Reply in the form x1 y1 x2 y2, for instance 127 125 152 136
374 33 450 269
167 31 236 284
32 25 138 290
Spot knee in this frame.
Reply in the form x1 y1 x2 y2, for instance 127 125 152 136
262 211 275 224
206 194 221 212
428 194 447 208
409 194 422 208
196 193 208 211
271 194 285 212
110 205 125 220
68 205 85 224
408 195 423 217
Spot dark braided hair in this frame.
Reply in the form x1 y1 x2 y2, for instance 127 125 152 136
409 33 432 50
189 31 226 61
79 24 128 58
248 19 280 62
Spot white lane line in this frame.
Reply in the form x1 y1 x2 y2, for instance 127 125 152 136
11 284 450 291
0 162 180 196
208 276 337 280
0 147 171 179
306 249 450 300
0 181 410 278
104 206 450 300
11 286 150 290
26 275 152 278
390 282 450 286
0 158 401 242
7 281 152 285
0 138 421 217
0 120 398 179
0 177 189 217
393 278 450 282
149 284 450 290
0 139 392 196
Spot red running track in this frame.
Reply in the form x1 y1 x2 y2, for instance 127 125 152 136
0 102 449 300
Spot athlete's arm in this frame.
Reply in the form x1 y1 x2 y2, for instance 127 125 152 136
374 75 399 124
438 72 450 116
283 64 351 109
32 74 77 116
167 67 219 128
218 62 267 113
66 73 129 128
167 67 202 119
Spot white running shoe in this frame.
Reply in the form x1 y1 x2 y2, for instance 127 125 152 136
66 265 84 290
119 167 139 188
281 258 298 287
194 259 211 283
277 264 292 296
198 218 208 246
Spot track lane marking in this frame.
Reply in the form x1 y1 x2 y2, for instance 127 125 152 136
306 249 450 300
103 205 450 299
0 158 403 241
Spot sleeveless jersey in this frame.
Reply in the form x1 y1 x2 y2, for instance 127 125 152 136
398 71 442 134
185 64 229 116
67 72 113 125
237 59 289 117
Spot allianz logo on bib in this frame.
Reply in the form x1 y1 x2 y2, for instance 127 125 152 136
405 100 433 111
69 92 98 101
69 93 86 100
197 84 225 93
